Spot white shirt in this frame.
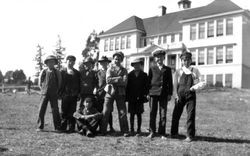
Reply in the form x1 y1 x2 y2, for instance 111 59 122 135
173 65 206 97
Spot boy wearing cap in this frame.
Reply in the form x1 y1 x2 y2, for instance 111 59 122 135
100 51 129 137
37 55 62 132
170 51 205 142
59 55 80 133
126 58 148 135
79 56 98 109
96 56 115 132
148 50 173 138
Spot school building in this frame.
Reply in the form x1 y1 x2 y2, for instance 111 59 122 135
98 0 250 88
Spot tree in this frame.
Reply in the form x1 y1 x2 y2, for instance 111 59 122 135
4 70 14 84
81 30 101 69
53 35 66 70
0 70 3 84
12 69 26 84
34 44 45 77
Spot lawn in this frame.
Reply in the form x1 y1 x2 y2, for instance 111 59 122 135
0 89 250 156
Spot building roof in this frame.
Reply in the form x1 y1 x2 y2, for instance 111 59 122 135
103 16 145 35
101 0 243 37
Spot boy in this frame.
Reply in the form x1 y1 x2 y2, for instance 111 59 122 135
73 97 102 137
100 51 129 137
148 50 173 138
96 56 115 132
37 55 62 132
126 58 148 135
79 57 98 108
59 55 80 133
170 51 205 142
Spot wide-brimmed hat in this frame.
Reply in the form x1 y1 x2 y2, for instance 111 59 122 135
66 55 76 61
113 51 124 61
152 50 166 57
130 58 143 66
180 51 192 59
98 56 111 63
83 56 95 64
44 55 58 64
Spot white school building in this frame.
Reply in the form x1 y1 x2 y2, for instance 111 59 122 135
98 0 250 88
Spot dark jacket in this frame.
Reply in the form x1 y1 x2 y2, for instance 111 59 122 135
59 68 80 97
148 65 173 98
126 70 149 103
79 69 98 95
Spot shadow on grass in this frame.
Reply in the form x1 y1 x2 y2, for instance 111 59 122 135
0 127 20 130
0 147 8 152
195 136 250 144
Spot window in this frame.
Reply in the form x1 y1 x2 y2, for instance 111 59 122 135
226 45 233 63
115 37 120 50
158 36 162 45
207 47 214 65
226 18 233 35
104 39 109 51
215 74 223 87
207 21 214 38
171 34 175 43
225 74 232 88
179 33 182 42
163 35 167 44
190 49 196 65
198 48 205 65
109 38 114 51
121 36 125 49
126 35 131 49
216 46 223 64
217 19 223 36
199 23 205 39
206 74 214 87
190 24 196 40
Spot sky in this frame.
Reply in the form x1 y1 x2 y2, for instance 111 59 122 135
0 0 249 79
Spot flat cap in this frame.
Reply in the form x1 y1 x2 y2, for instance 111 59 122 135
152 50 166 57
113 51 124 61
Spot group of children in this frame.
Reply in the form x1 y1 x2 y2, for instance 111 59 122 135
36 49 205 142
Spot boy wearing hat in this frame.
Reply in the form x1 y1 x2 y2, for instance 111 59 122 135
79 56 98 109
100 51 129 136
126 58 148 135
95 56 115 132
148 50 173 138
59 55 81 133
170 51 205 142
37 55 62 132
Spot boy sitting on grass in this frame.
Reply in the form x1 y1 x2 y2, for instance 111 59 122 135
73 97 102 137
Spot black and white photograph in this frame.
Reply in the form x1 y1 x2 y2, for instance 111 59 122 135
0 0 250 155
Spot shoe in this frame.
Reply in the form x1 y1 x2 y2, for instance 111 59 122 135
147 133 155 139
86 130 94 137
123 133 130 137
170 134 179 138
161 135 167 140
184 137 193 142
109 128 115 133
78 129 85 135
67 129 75 133
36 128 43 132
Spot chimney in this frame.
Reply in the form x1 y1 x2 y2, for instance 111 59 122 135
178 0 191 10
159 5 166 16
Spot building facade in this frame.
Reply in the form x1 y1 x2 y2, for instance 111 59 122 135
98 0 250 88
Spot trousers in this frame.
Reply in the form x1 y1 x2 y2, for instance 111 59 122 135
37 94 61 130
100 94 129 134
149 96 168 135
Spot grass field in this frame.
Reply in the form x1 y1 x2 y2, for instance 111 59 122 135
0 89 250 156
